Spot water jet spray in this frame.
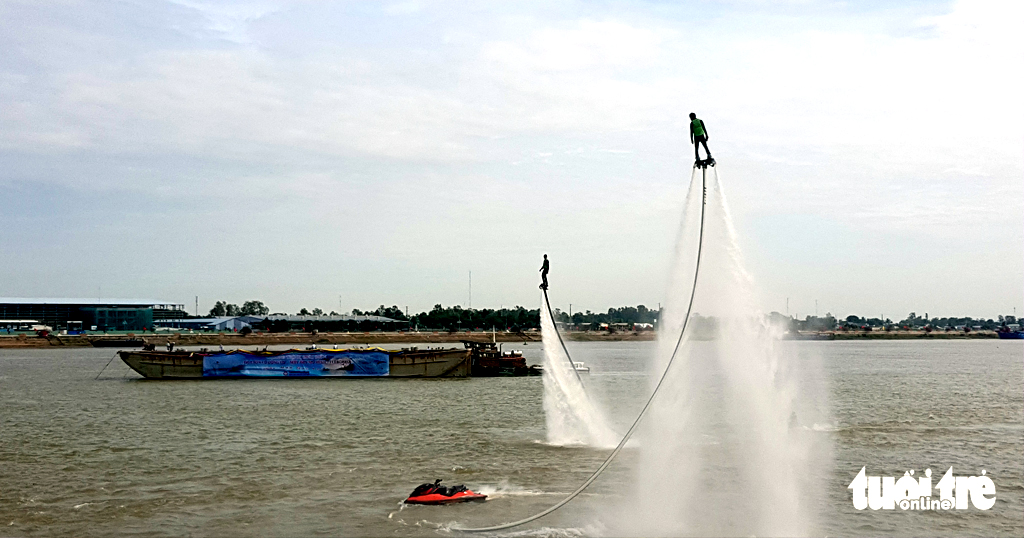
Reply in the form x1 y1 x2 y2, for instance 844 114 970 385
456 163 711 532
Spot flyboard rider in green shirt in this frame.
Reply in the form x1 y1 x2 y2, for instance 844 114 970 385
689 112 714 166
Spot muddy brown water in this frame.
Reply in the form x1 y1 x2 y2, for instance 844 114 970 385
1 340 1020 537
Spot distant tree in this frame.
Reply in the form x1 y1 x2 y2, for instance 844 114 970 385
209 301 228 317
311 308 324 316
329 311 339 316
409 304 538 331
369 305 408 321
240 300 269 316
225 304 241 316
349 305 409 321
298 308 311 316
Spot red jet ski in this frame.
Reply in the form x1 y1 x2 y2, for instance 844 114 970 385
404 479 487 505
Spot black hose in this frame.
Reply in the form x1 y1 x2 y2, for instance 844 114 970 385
542 288 585 385
457 165 710 533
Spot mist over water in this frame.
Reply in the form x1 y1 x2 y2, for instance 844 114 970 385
540 292 618 448
618 167 830 536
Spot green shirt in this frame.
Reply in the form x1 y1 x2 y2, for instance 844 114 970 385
690 118 706 138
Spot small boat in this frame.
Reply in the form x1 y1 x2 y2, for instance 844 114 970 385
404 479 487 505
996 328 1024 339
573 361 590 373
464 341 542 377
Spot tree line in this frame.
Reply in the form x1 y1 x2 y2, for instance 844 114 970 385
206 300 1018 332
205 301 664 331
208 300 269 317
778 311 1018 332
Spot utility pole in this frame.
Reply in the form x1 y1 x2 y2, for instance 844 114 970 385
815 299 818 317
786 297 789 316
195 296 199 317
468 270 472 310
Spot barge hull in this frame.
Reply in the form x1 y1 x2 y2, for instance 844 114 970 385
118 348 470 379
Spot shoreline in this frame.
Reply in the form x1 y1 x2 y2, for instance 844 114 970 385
0 329 1001 349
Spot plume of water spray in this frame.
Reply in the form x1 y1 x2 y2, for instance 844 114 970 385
619 167 829 536
541 292 618 448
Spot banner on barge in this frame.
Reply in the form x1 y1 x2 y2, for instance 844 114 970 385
202 350 390 377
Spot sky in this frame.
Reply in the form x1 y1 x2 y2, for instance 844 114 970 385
1 0 1021 319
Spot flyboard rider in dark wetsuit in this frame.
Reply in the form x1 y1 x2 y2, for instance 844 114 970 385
539 254 549 290
689 112 714 166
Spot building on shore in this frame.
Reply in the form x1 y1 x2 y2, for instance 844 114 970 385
153 316 264 332
149 314 410 333
0 298 187 331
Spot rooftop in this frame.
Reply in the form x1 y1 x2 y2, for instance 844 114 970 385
0 298 183 307
154 316 263 324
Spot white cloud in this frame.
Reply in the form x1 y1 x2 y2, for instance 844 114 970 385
167 0 280 43
480 19 668 72
0 0 1019 314
384 1 423 16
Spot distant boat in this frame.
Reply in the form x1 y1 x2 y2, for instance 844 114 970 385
463 341 541 377
996 328 1024 340
573 361 590 373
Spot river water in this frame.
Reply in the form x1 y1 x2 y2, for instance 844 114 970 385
0 340 1020 537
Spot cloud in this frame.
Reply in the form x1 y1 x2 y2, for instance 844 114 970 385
167 0 281 43
0 0 1019 314
384 1 423 16
480 19 668 72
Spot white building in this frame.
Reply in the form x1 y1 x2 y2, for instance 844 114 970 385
154 316 262 332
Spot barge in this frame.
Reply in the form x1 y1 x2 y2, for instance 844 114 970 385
118 347 471 379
